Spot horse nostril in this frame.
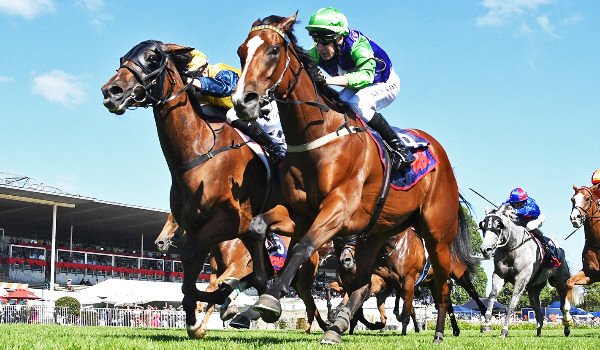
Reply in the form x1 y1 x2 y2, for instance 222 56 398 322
109 85 124 98
243 92 259 106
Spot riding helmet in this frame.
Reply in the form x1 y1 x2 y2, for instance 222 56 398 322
305 7 349 36
509 188 528 203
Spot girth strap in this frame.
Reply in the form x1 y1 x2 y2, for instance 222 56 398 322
359 145 393 240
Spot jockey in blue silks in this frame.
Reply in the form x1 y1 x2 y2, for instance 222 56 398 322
305 7 415 171
503 188 561 269
184 49 285 166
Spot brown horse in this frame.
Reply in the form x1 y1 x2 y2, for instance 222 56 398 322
564 185 600 327
154 213 329 334
232 14 464 343
102 40 289 338
332 215 484 336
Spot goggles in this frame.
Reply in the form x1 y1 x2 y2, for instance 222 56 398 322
311 33 338 45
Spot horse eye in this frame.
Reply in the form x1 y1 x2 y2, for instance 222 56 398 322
269 46 280 55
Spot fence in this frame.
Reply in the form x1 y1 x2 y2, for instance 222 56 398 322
0 305 187 328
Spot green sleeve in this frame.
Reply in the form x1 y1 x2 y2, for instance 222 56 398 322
346 36 376 89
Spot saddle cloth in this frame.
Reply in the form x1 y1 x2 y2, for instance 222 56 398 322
264 234 288 271
368 127 439 190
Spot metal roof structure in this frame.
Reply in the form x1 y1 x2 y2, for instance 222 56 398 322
0 173 169 250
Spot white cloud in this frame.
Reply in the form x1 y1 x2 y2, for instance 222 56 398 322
76 0 111 32
476 0 551 27
537 15 558 37
78 0 102 11
0 0 54 20
32 70 88 108
0 76 15 83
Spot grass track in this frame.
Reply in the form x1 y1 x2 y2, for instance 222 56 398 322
1 324 599 350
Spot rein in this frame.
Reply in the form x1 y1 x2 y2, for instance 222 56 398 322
120 42 252 176
573 187 600 222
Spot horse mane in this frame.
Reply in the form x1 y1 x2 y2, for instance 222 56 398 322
258 16 350 113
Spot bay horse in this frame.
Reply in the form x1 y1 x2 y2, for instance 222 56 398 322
332 211 484 336
232 14 464 343
102 40 292 338
154 213 329 334
565 185 600 327
479 204 571 337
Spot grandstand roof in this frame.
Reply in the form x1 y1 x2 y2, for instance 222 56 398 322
0 173 169 250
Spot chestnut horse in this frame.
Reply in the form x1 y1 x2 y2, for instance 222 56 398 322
102 40 288 338
565 185 600 327
154 213 329 334
332 212 484 336
232 14 463 343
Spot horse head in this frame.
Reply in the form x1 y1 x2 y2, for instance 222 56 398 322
102 40 194 114
479 204 514 259
155 213 186 252
333 235 358 272
570 185 599 228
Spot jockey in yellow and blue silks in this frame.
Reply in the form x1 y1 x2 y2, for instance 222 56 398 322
592 169 600 201
184 50 285 165
305 7 415 171
503 188 561 269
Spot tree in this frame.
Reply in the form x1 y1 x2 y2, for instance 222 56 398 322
580 282 600 312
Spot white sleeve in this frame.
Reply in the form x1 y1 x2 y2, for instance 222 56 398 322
526 212 545 231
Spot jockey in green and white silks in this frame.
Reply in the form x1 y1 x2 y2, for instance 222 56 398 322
305 7 415 171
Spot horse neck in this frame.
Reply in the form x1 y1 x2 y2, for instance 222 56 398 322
277 57 355 146
502 220 534 252
584 195 600 244
152 92 227 173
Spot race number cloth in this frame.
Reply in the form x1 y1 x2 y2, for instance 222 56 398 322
368 127 438 190
264 234 288 271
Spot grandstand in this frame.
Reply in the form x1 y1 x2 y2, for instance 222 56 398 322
0 172 213 300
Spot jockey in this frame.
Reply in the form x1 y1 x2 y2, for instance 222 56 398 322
184 49 286 166
592 169 600 200
305 7 415 171
503 188 560 269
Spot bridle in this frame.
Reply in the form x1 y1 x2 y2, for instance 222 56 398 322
118 40 193 109
573 187 600 222
116 41 250 175
247 25 330 114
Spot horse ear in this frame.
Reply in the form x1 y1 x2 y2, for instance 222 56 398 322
573 184 578 192
485 206 490 215
252 18 261 27
167 44 193 55
280 12 298 31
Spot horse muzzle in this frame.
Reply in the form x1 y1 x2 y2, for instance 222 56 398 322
232 91 261 121
481 246 495 259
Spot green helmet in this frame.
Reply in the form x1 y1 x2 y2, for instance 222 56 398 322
305 7 349 36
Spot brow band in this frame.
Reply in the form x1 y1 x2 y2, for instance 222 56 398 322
250 25 286 39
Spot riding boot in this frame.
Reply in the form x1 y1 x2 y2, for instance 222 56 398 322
230 119 286 166
530 228 561 269
367 113 415 171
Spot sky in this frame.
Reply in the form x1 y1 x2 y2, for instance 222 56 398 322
0 0 598 293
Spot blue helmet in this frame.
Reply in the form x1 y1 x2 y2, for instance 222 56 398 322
509 188 528 203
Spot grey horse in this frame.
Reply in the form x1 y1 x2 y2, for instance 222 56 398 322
479 204 571 337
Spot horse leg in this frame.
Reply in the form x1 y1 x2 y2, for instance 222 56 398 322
253 200 342 323
564 270 589 329
293 252 328 333
455 273 486 314
482 272 505 332
501 271 529 338
375 290 389 333
321 234 384 344
393 293 401 322
526 284 545 337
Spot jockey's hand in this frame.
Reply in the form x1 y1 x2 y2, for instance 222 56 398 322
307 65 326 85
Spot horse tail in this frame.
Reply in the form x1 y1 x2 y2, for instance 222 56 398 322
450 195 482 274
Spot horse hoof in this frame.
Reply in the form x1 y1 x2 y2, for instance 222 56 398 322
220 304 238 321
563 318 574 327
564 327 570 337
219 277 240 290
500 328 508 338
321 330 342 344
537 328 542 337
229 315 251 329
186 322 207 339
433 336 443 343
481 324 492 333
252 294 281 323
453 329 460 337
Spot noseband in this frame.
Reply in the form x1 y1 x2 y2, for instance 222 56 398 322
573 187 600 222
118 40 192 108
